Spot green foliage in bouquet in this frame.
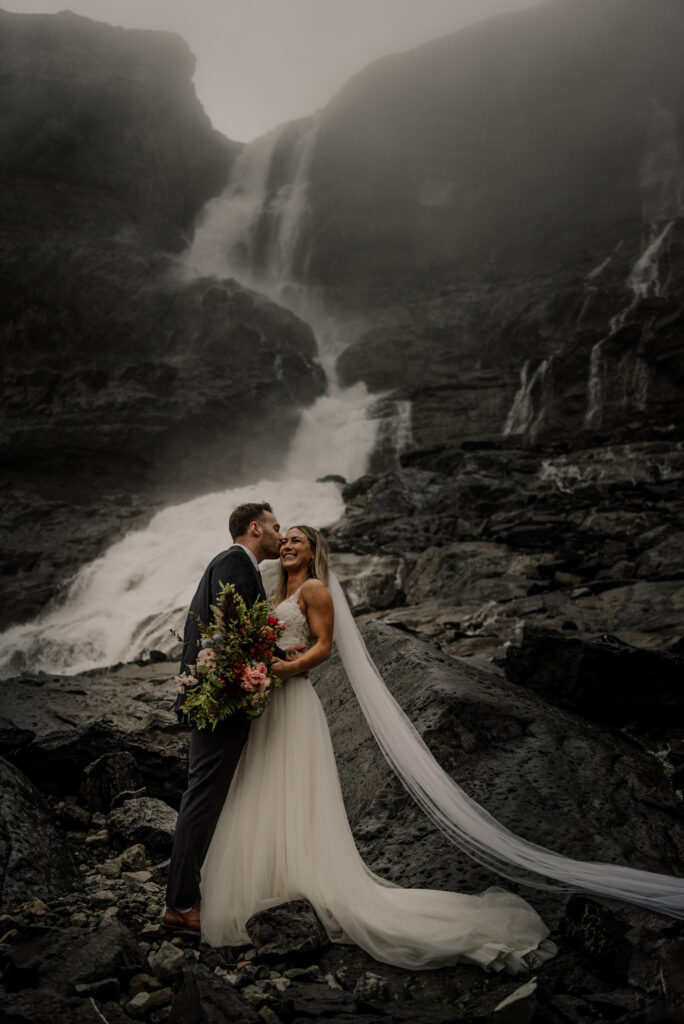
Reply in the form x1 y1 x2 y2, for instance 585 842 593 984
177 582 285 730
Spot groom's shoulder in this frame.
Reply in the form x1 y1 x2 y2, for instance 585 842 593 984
208 545 244 566
206 546 251 576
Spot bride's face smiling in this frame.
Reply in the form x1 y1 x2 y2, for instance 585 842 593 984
280 529 313 574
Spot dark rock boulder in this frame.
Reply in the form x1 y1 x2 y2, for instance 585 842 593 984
279 981 357 1020
81 752 146 813
0 664 186 804
3 919 142 993
246 900 330 961
504 626 684 732
108 796 177 856
0 757 79 911
168 962 262 1024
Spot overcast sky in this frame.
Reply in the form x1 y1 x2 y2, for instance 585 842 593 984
3 0 546 140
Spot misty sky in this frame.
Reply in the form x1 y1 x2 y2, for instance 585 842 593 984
3 0 546 140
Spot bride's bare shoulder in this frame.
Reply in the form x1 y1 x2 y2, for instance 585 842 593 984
301 578 328 596
301 578 332 605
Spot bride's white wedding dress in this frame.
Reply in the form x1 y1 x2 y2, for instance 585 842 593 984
200 587 552 971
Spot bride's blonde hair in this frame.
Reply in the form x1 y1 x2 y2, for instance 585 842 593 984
275 525 329 604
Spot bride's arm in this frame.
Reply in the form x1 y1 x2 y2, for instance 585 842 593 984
271 580 334 679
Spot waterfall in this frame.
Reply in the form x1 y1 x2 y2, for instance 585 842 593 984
584 340 605 429
584 220 675 428
0 117 391 678
0 482 344 679
503 358 552 438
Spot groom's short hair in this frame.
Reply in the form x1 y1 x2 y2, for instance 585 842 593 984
229 502 273 541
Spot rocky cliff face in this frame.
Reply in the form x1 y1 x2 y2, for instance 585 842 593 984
0 10 326 628
231 0 684 446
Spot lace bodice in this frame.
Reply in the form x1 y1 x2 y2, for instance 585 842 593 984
273 587 312 649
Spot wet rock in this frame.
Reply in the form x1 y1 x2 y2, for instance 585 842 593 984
279 981 357 1019
3 919 142 993
147 939 185 979
0 666 187 804
0 756 80 911
505 626 684 730
168 962 262 1023
0 991 104 1023
108 797 177 856
60 802 92 831
119 844 148 872
246 900 330 961
82 751 146 812
636 531 684 580
352 970 391 1003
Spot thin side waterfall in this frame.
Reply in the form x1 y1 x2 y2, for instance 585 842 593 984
584 219 675 428
503 358 552 438
0 118 391 679
584 100 683 427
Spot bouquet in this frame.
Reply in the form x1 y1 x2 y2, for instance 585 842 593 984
176 581 286 730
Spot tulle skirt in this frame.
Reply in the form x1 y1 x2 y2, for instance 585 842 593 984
200 675 552 971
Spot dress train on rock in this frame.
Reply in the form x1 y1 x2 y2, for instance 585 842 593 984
200 591 552 972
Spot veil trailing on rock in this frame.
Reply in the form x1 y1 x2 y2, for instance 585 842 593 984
328 572 684 919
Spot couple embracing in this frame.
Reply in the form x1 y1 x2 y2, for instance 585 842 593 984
162 500 552 972
163 502 683 971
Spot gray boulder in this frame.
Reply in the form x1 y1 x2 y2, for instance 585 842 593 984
505 626 684 731
3 919 142 993
0 664 186 805
0 756 79 911
108 796 177 856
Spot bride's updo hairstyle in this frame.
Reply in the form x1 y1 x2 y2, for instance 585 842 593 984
275 525 329 604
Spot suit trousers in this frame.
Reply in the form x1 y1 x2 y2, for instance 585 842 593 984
166 714 251 909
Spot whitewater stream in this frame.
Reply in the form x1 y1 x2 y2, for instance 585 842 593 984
0 120 390 678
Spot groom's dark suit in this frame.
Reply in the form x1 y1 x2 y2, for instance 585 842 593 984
166 544 269 910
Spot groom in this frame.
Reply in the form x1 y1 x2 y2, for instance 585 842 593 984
164 501 288 933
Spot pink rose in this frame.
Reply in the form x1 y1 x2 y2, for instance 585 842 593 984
241 662 269 692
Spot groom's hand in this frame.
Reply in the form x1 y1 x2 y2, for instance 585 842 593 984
273 646 308 680
285 645 306 661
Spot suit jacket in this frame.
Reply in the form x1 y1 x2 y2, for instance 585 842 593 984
174 545 269 722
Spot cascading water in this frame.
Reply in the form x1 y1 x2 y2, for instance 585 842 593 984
584 101 683 428
0 116 398 679
503 358 553 438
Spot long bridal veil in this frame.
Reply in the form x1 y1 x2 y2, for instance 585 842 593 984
328 572 684 919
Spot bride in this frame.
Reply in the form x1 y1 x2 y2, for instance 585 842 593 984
200 525 556 971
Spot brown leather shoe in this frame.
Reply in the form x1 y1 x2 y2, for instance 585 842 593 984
162 904 201 934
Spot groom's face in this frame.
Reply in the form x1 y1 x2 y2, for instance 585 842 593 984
257 511 284 560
